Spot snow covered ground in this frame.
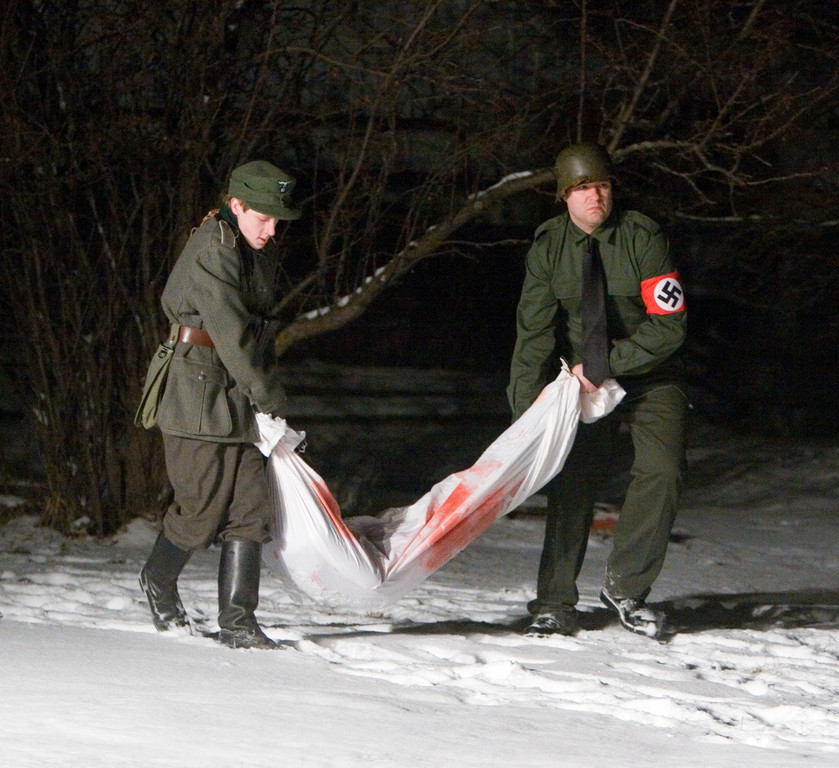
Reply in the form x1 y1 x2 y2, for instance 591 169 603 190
2 393 839 767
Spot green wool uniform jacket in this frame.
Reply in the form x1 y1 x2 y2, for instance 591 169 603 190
508 209 687 421
156 214 288 443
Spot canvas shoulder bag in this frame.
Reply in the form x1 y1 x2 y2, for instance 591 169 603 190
134 324 180 429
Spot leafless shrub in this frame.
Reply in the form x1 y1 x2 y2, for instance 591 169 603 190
0 0 836 533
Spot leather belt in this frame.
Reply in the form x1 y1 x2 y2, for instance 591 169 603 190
178 325 215 348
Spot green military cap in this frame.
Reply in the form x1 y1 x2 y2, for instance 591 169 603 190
228 160 302 220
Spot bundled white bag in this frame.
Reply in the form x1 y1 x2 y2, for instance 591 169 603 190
262 364 624 609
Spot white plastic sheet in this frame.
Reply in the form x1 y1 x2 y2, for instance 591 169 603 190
262 365 625 609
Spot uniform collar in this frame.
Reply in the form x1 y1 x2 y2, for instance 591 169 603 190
567 209 618 247
219 204 264 256
219 204 240 235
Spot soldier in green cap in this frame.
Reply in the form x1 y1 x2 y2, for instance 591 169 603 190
508 142 688 639
138 160 301 649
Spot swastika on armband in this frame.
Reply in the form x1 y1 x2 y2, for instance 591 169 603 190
640 272 686 315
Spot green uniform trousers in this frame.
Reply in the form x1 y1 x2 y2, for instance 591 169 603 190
530 383 688 613
161 433 272 551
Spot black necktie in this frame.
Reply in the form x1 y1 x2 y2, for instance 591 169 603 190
581 237 609 386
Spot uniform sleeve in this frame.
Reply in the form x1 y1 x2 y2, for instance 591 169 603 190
609 225 686 377
507 236 560 420
192 240 288 416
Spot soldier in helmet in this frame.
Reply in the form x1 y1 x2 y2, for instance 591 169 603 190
508 142 688 639
139 160 301 649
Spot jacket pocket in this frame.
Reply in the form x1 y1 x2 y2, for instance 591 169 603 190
157 358 233 438
607 277 640 298
552 277 581 301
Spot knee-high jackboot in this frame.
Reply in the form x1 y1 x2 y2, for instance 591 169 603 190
139 531 192 631
217 538 280 649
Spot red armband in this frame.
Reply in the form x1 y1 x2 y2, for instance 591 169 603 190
640 272 686 314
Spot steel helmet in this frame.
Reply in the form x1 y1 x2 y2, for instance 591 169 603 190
554 142 613 200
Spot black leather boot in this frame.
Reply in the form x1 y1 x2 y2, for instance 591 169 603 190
139 532 192 632
217 538 280 649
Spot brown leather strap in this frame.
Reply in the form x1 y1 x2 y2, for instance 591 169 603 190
178 325 214 348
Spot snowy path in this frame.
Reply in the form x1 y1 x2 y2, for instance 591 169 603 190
2 418 839 766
